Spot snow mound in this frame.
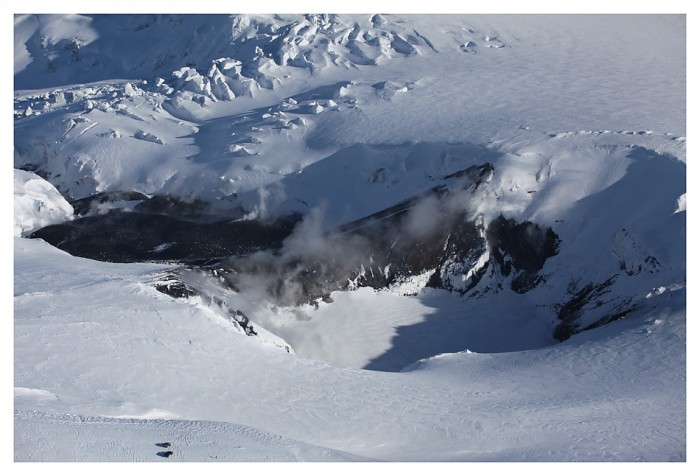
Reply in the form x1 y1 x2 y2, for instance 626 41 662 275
134 130 165 145
14 169 73 237
674 193 686 214
372 80 414 100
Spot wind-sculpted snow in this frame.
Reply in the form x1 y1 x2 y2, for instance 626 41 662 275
15 14 472 94
13 14 520 203
15 411 371 462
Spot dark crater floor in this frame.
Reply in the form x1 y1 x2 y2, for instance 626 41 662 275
33 165 625 344
30 164 559 310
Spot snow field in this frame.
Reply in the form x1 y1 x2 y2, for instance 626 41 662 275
15 411 370 462
15 15 685 210
14 237 685 461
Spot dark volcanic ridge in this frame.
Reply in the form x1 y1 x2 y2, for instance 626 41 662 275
29 161 636 343
222 164 559 309
31 210 301 264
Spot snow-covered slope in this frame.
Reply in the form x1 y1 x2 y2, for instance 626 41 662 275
15 14 685 205
14 13 686 462
15 411 371 462
14 237 685 461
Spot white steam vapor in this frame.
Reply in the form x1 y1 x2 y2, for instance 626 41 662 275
225 170 492 307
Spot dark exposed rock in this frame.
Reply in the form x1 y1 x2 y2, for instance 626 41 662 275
580 305 635 333
222 164 560 307
71 190 150 215
224 165 497 305
553 276 635 341
206 292 258 335
154 274 197 299
426 215 559 296
424 219 485 292
133 195 210 215
30 210 301 263
485 215 559 293
235 310 257 336
620 255 662 276
614 227 664 276
367 167 388 184
30 162 565 334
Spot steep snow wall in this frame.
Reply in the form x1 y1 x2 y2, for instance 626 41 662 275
14 169 73 237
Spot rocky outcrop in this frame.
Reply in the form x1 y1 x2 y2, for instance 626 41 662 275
553 276 635 342
485 216 560 293
71 191 149 216
30 209 300 263
223 164 560 306
30 164 561 310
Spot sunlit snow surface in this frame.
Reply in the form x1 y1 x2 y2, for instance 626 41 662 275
14 13 685 461
13 238 686 461
14 169 73 237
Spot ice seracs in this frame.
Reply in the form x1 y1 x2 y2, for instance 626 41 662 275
14 169 74 237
